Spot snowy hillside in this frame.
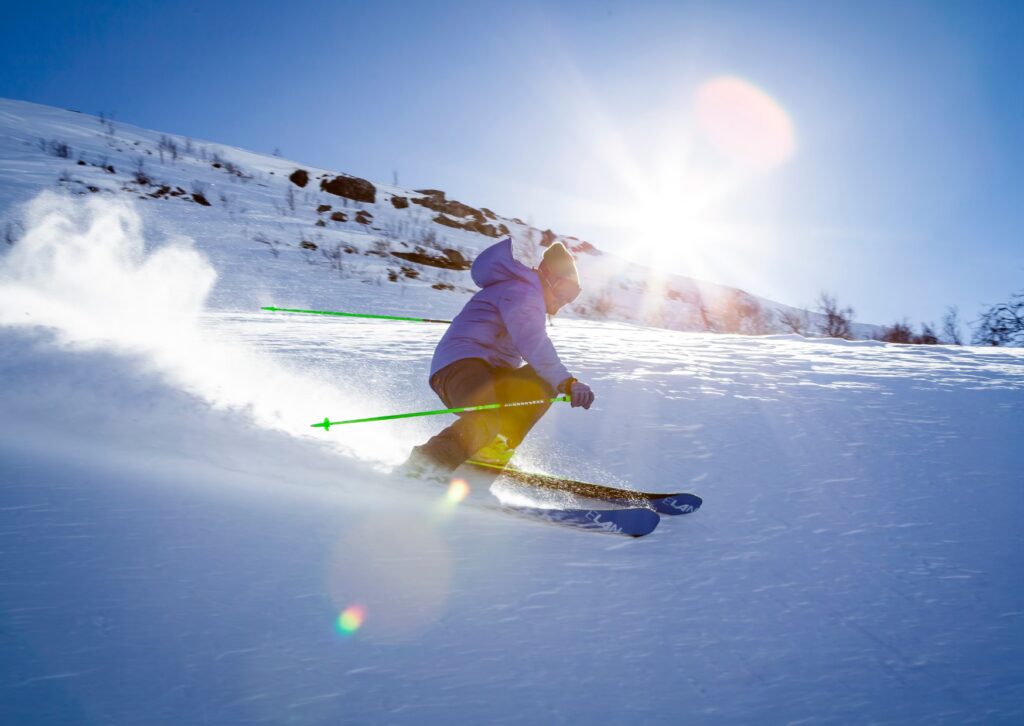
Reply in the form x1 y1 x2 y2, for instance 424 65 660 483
2 100 1024 724
0 97 864 336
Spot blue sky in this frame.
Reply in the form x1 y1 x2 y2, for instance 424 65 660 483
2 0 1022 327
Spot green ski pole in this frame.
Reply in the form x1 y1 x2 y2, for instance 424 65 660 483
262 306 451 324
312 396 570 431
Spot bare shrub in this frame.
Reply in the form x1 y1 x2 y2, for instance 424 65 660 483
878 320 915 344
973 292 1024 346
942 306 963 345
40 139 71 158
133 157 150 185
98 112 116 138
157 135 179 162
321 243 347 273
254 232 280 259
778 308 811 335
917 323 939 345
817 292 855 339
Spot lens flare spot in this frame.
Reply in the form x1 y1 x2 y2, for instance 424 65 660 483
336 604 366 635
446 478 470 504
326 517 452 642
695 76 796 170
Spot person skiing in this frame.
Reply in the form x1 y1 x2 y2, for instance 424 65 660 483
405 236 595 478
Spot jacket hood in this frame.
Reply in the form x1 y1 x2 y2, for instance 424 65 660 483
471 237 539 289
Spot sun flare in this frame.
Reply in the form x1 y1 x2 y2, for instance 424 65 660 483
598 76 796 284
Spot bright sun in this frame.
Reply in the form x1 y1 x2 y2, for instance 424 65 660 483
596 76 797 284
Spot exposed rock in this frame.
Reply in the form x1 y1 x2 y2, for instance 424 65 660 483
540 229 556 247
320 174 376 203
330 212 347 222
432 214 463 231
391 196 409 209
315 219 326 227
431 214 503 238
442 248 467 267
481 207 497 220
289 169 309 188
569 240 600 255
465 219 503 238
355 210 373 224
317 204 332 213
192 193 211 206
300 241 317 250
413 194 486 222
391 246 471 271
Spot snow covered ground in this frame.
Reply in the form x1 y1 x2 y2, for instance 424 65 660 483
1 190 1023 724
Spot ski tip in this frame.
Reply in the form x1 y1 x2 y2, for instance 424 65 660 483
599 507 660 537
652 493 702 516
630 509 661 536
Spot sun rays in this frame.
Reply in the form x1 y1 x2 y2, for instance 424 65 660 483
537 58 798 307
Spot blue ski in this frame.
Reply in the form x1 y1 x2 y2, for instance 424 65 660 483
500 504 660 537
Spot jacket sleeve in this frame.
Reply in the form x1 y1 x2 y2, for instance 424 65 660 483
496 290 572 392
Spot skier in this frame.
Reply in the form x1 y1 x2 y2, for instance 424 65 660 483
405 236 595 478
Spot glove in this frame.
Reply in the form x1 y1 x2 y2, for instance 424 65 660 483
568 380 594 410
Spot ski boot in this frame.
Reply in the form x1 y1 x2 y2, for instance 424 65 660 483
471 434 515 468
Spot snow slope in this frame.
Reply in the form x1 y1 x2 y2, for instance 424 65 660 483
2 102 1023 724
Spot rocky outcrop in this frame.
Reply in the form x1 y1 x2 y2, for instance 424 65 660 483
432 214 507 238
391 246 471 271
289 169 309 188
320 174 376 203
413 191 508 236
413 190 481 220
